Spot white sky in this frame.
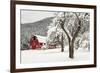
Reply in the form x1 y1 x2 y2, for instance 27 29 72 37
21 10 55 24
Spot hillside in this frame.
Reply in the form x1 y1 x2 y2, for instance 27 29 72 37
21 17 54 50
21 17 54 36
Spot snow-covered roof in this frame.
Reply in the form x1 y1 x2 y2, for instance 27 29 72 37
36 35 46 43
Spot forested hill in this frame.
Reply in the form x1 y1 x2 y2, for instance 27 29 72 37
21 17 54 36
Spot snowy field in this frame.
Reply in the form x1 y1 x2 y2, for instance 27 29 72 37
21 47 91 65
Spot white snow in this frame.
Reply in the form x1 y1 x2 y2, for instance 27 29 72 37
21 47 91 65
36 35 46 43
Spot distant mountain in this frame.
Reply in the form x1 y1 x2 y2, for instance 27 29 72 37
21 17 54 36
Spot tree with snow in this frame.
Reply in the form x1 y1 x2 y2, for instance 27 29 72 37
46 13 65 52
51 12 90 58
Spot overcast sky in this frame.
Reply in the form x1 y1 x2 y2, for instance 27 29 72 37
21 10 55 24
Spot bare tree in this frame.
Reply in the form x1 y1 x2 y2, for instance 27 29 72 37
58 12 88 58
47 12 89 58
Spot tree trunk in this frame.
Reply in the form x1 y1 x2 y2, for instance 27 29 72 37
69 40 74 58
61 33 64 52
60 27 74 58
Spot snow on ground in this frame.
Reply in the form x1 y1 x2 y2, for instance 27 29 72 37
21 47 91 64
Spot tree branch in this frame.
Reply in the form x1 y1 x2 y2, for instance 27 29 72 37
59 12 71 42
72 13 81 47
